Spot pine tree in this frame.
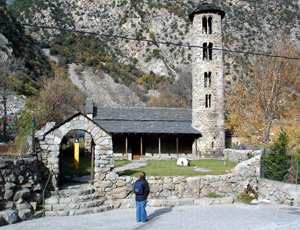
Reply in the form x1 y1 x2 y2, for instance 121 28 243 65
262 129 291 181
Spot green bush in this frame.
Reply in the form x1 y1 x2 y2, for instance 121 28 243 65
262 129 291 181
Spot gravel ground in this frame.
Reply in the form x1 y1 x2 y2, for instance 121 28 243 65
2 203 300 230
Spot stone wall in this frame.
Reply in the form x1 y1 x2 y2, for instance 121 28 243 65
36 114 113 189
0 157 50 224
99 155 261 209
113 153 200 160
258 178 300 207
223 149 263 162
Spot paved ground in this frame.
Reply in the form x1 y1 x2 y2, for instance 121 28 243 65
2 204 300 230
114 160 147 173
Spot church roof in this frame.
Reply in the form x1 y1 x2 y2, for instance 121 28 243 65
93 108 200 135
189 2 225 21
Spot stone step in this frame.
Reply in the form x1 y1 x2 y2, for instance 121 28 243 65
69 198 105 210
69 205 113 216
57 186 95 197
71 193 102 203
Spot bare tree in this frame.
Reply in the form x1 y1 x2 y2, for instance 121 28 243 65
30 75 85 127
226 43 300 145
0 59 22 140
147 67 192 108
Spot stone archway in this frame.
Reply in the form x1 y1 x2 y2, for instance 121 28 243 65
36 113 113 189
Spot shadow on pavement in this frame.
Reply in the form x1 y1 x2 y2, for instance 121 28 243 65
148 207 173 221
132 207 173 230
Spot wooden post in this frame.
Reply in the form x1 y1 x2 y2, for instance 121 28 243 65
140 136 143 157
195 138 198 156
158 137 161 158
91 146 94 184
176 137 179 156
125 137 128 155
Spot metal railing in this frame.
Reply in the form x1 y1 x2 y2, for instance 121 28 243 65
42 170 54 217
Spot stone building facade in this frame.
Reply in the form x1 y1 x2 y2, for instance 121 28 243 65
190 3 226 156
35 113 113 189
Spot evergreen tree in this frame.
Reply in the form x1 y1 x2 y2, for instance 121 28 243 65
262 129 291 181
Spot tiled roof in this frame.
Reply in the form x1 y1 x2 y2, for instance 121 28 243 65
93 108 200 135
189 2 225 21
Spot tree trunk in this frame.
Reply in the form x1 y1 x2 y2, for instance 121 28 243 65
263 120 272 144
2 94 7 139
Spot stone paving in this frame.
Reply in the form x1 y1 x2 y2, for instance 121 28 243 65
114 160 147 173
2 204 300 230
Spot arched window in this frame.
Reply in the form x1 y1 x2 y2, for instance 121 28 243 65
208 43 213 60
208 17 212 34
205 94 211 108
203 43 207 60
204 72 212 88
202 17 207 34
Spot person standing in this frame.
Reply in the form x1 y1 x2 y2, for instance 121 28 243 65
133 172 150 222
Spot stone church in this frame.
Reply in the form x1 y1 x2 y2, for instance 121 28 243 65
36 2 226 187
87 2 226 160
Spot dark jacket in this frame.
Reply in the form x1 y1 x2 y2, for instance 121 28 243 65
134 179 150 201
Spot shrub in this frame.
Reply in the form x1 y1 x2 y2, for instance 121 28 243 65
261 129 291 181
207 192 222 198
237 185 258 203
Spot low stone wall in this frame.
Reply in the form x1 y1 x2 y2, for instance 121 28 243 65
223 149 263 162
113 153 201 160
97 155 261 208
0 157 50 224
258 178 300 206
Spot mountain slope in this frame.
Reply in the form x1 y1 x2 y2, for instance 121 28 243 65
7 0 300 105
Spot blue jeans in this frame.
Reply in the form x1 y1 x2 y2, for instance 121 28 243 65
136 200 147 222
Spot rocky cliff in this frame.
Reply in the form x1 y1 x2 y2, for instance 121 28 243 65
5 0 300 107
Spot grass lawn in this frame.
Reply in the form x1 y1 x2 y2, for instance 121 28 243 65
118 159 237 177
115 159 131 167
61 154 92 177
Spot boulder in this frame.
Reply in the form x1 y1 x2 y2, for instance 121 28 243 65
13 188 31 201
0 217 7 226
176 158 189 166
4 189 14 200
18 209 33 221
0 210 20 224
112 187 131 199
16 202 32 211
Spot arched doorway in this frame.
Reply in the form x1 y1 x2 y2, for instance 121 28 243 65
36 113 113 190
59 129 95 186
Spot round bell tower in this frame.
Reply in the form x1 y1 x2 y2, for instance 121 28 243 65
190 2 225 156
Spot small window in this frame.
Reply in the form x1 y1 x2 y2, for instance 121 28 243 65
203 43 207 60
205 94 211 108
208 43 213 60
204 72 212 88
208 17 212 34
202 17 207 34
212 142 214 148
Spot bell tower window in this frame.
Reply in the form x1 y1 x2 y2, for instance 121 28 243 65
208 43 213 60
202 17 207 34
208 17 212 34
204 72 212 88
203 43 207 60
205 94 211 108
202 16 212 34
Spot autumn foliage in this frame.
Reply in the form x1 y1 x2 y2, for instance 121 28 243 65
226 44 300 147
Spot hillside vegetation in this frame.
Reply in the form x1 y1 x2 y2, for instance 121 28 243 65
1 0 299 147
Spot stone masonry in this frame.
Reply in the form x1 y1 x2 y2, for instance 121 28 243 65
36 113 113 190
191 4 225 156
0 157 50 224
